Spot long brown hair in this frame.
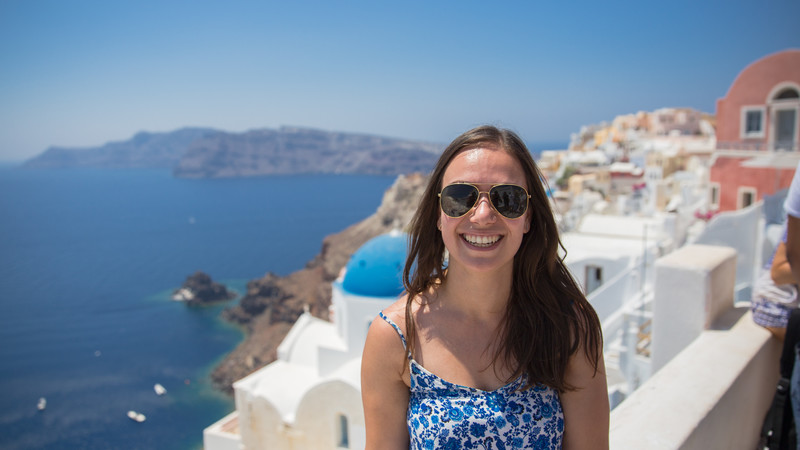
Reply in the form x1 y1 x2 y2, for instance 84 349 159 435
402 125 602 392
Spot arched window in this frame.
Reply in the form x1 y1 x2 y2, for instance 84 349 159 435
774 88 800 100
769 86 799 151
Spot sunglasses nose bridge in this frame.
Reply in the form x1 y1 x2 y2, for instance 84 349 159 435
471 190 497 218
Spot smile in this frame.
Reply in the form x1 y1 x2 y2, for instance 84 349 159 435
462 234 502 248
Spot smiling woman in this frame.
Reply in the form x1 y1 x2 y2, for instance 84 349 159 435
436 146 530 276
361 125 609 450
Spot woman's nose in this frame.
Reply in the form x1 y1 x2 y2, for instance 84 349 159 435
470 194 496 224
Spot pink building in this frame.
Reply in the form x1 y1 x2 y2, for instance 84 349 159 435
710 49 800 212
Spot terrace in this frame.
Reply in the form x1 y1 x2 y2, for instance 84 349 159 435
608 241 780 449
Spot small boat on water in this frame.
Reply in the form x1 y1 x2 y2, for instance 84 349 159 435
127 410 146 423
154 383 166 396
37 397 46 411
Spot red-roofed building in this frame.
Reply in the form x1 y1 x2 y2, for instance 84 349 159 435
710 49 800 211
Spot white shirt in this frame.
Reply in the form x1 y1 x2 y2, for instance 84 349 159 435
785 161 800 219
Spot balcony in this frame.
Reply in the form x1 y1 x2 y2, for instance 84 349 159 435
609 243 781 449
717 140 799 153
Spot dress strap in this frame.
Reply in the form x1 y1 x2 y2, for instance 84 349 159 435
378 311 411 360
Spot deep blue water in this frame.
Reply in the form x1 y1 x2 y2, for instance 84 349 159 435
0 167 395 449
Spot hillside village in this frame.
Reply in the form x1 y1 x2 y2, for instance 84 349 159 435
539 106 717 228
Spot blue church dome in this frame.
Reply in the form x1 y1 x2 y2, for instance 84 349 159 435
342 231 408 297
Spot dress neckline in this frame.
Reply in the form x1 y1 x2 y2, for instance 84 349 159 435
409 358 525 394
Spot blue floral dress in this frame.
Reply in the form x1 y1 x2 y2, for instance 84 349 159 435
379 312 564 449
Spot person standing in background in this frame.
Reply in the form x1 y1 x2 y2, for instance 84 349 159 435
780 160 800 441
751 231 799 341
785 161 800 295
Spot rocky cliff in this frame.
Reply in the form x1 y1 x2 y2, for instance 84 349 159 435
211 172 428 392
23 126 442 178
173 126 441 178
22 128 217 169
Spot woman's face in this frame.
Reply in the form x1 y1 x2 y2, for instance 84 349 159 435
438 146 530 275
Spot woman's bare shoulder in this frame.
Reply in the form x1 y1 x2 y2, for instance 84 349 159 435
362 299 412 447
380 295 408 326
363 295 411 386
380 291 432 325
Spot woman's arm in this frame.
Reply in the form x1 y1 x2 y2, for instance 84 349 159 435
560 339 610 450
786 215 800 285
771 240 797 285
361 313 411 450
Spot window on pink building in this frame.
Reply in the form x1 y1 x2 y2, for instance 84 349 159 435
741 106 766 139
745 110 763 135
738 186 757 209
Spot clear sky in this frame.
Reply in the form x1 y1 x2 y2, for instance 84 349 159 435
1 0 798 162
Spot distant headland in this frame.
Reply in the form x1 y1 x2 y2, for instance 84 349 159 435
22 126 443 178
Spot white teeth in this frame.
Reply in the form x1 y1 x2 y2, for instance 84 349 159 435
463 234 501 247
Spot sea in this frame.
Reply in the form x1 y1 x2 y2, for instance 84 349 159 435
0 166 397 449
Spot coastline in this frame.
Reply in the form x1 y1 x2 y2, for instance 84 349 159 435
208 173 428 393
0 168 400 449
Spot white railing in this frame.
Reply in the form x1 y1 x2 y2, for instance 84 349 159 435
610 244 780 449
716 141 800 152
588 258 653 325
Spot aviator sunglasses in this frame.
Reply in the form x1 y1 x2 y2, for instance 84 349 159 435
438 183 531 219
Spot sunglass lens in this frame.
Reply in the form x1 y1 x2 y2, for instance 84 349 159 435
441 184 479 217
490 185 528 218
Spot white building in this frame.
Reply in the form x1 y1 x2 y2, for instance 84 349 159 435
204 231 408 450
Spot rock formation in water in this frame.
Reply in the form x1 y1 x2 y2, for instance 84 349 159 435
173 271 237 306
211 173 428 392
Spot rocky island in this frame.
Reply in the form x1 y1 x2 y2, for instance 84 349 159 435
210 172 428 392
23 126 442 178
22 128 217 169
173 271 237 306
174 126 441 178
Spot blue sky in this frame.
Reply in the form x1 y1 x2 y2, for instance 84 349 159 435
1 0 798 162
